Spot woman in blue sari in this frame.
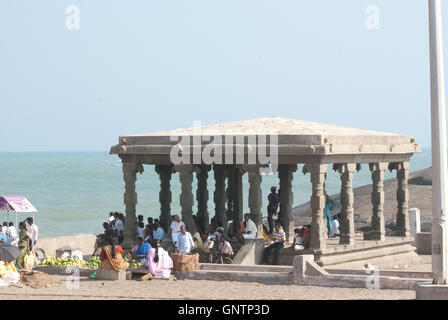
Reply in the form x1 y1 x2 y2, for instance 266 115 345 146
325 195 341 236
131 236 152 264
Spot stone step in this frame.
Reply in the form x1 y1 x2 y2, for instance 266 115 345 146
316 243 420 266
176 269 294 285
200 263 293 273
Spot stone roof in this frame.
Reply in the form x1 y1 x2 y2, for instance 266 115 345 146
110 117 420 160
133 117 407 139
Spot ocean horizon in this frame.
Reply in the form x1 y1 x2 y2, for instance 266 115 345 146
0 149 432 238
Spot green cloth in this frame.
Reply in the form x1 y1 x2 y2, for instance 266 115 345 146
16 230 30 269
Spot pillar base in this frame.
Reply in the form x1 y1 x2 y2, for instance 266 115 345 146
363 231 386 241
395 231 411 238
339 235 355 246
416 282 448 300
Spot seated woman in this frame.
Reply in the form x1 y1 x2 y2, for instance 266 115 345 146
293 227 305 251
147 242 173 279
131 236 152 264
192 226 203 251
99 239 129 272
302 225 311 249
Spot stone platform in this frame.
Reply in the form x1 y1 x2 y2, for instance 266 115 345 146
416 283 448 300
269 234 423 268
175 261 429 290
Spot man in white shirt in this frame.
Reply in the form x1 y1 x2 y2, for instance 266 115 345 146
26 217 39 247
114 214 124 243
169 215 185 246
331 215 340 237
177 225 194 254
242 214 257 240
7 222 18 241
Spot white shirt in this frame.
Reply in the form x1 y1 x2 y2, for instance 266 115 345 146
244 219 257 237
294 233 303 245
7 226 18 240
108 216 115 223
27 223 39 242
137 226 144 237
177 231 194 254
170 220 185 234
115 219 124 233
332 219 340 235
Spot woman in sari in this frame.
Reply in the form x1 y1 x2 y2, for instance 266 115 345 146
147 242 173 279
130 236 151 264
99 239 129 271
15 222 30 269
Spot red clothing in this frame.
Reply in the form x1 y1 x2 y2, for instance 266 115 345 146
100 245 123 260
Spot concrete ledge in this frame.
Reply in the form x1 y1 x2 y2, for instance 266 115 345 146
34 266 96 277
416 282 448 300
326 268 432 279
200 263 293 273
176 270 294 285
293 274 425 290
416 233 431 255
232 239 265 265
293 255 329 277
96 269 127 281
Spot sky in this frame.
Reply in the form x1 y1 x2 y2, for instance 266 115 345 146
0 0 446 151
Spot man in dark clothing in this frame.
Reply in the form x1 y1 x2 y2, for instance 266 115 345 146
267 186 280 235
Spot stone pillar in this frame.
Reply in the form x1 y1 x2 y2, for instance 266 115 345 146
155 165 173 230
196 165 211 234
229 166 244 234
368 162 387 240
334 163 356 245
278 164 297 242
307 163 328 251
214 165 229 228
245 165 263 237
395 162 411 237
122 162 143 250
409 207 421 240
176 165 195 232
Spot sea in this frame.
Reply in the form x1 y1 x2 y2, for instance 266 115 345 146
0 149 432 238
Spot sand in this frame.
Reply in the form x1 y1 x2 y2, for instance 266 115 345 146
0 274 415 300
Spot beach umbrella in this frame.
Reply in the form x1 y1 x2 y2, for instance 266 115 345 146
0 244 21 261
0 196 38 229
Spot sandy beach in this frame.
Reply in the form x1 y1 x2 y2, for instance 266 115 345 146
0 275 415 300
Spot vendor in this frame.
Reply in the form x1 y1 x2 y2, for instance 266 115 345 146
99 239 129 272
15 222 30 269
131 236 151 264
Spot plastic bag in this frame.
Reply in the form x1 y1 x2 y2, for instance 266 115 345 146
24 252 35 270
0 278 8 287
3 271 20 285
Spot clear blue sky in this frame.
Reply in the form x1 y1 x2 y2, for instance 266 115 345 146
0 0 446 151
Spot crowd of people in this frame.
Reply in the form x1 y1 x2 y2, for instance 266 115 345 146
97 186 345 270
